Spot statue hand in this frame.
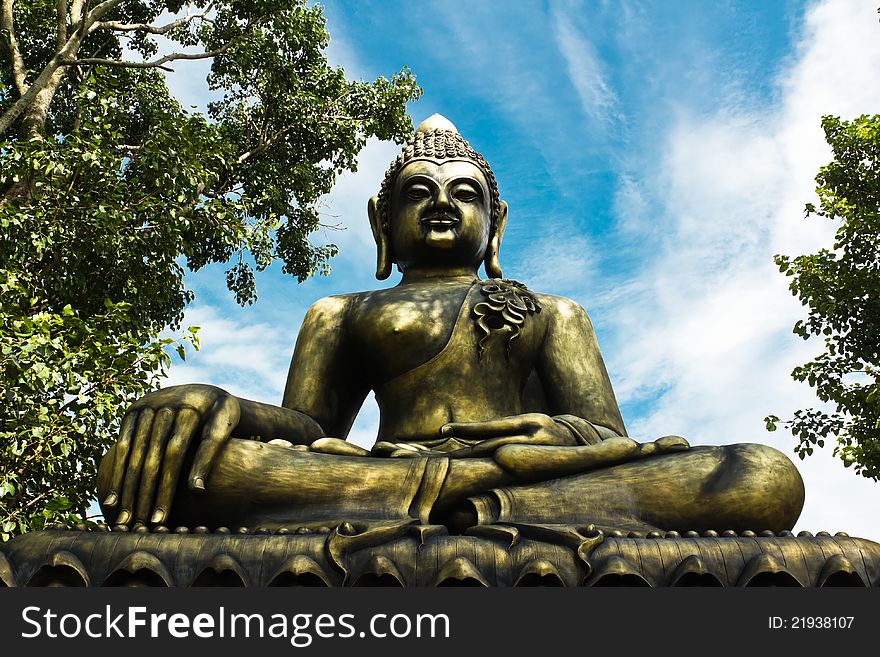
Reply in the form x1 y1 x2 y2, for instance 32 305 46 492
440 413 577 458
493 434 689 479
102 384 240 527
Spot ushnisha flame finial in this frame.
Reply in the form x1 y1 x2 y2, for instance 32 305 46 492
415 113 459 134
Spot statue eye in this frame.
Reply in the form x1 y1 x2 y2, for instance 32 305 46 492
452 186 479 202
406 184 431 201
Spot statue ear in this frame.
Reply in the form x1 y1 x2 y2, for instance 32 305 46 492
368 196 393 280
484 200 508 279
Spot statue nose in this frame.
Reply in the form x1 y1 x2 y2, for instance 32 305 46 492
433 188 453 211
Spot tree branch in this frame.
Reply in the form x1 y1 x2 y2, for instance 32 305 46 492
80 0 125 28
0 0 28 97
69 0 84 27
56 0 68 48
68 38 241 71
1 468 91 526
0 61 62 137
94 2 215 34
237 126 294 164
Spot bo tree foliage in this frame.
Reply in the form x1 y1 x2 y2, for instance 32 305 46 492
0 0 420 539
767 114 880 480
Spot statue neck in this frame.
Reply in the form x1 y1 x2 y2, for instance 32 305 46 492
399 265 480 286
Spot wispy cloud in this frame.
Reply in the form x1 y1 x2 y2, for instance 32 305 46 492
551 10 620 123
319 138 402 278
510 227 596 295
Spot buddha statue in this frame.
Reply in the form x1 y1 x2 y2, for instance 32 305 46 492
96 115 805 536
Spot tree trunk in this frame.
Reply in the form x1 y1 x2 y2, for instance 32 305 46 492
17 66 67 139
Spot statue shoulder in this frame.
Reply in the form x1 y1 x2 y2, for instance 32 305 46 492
301 293 363 329
479 280 590 322
533 293 595 328
529 293 600 348
473 280 596 347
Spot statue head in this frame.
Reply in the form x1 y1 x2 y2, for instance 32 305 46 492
369 115 508 279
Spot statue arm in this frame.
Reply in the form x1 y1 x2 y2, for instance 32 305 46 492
98 383 329 528
99 296 366 528
435 296 688 471
281 294 370 439
535 295 628 440
234 397 324 444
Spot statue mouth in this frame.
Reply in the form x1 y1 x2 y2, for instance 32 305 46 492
420 213 460 230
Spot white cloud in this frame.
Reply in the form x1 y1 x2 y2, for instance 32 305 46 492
551 10 620 123
162 304 293 404
118 7 219 115
510 228 596 294
162 58 215 115
607 0 880 538
612 175 651 235
346 393 380 451
427 3 609 187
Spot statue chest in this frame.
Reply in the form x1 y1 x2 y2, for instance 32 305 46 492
350 294 465 382
348 281 545 386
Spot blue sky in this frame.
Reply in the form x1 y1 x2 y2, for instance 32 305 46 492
161 1 880 538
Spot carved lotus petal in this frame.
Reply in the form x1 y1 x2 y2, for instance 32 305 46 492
737 553 803 587
103 551 173 587
435 556 490 587
26 550 90 587
353 555 405 587
817 554 867 587
268 555 334 587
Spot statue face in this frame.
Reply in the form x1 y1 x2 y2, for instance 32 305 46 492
389 159 492 272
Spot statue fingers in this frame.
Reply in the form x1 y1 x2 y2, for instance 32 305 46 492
636 435 689 459
494 438 640 478
116 408 156 526
389 448 428 458
134 408 175 525
458 434 534 457
655 435 689 451
309 437 370 456
188 394 241 491
441 415 535 439
152 407 200 525
103 411 138 509
371 441 400 457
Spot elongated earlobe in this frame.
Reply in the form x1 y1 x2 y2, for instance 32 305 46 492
484 200 508 279
368 196 393 280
